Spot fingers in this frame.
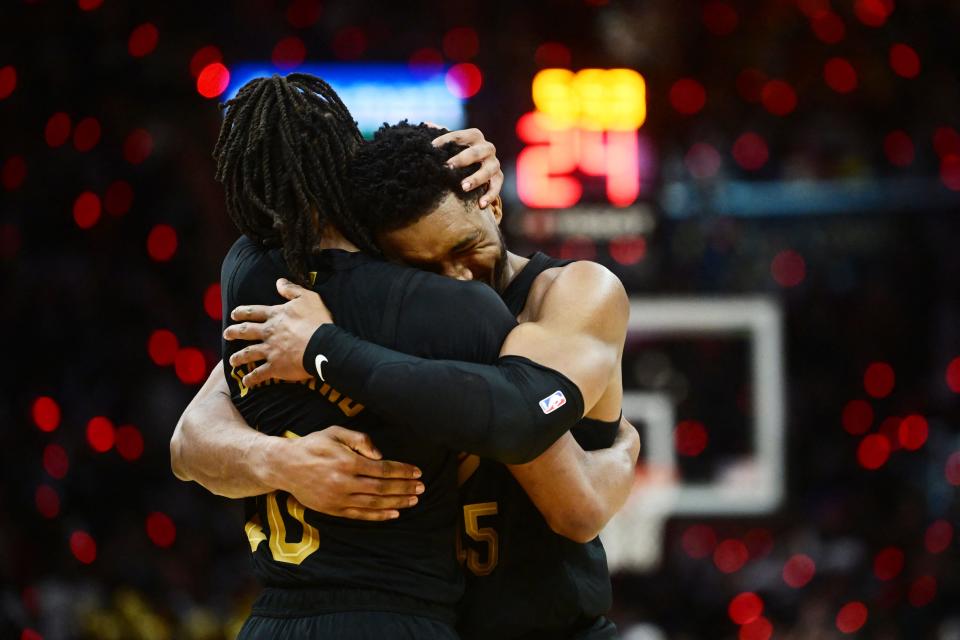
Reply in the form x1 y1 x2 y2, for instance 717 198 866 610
481 170 503 208
432 127 483 148
276 278 306 301
230 305 270 323
228 343 268 368
241 362 273 388
327 426 382 460
346 493 419 510
446 141 495 172
223 321 268 342
337 507 401 521
352 477 425 497
356 457 422 479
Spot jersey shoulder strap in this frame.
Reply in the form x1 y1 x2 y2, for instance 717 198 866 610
500 252 574 316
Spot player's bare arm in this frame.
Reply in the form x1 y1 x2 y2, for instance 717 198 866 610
171 366 424 521
505 418 640 543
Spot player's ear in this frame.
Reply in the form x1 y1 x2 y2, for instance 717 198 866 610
488 196 503 226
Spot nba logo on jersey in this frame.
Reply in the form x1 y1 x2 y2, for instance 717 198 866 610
539 390 567 414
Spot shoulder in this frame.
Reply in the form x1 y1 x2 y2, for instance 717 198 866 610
221 235 290 307
395 271 518 362
530 261 628 326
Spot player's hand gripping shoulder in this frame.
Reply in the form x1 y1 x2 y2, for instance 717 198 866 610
225 278 331 387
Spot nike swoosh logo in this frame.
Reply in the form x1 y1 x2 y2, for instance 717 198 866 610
315 355 328 381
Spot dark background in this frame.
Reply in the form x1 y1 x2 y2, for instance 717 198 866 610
2 0 959 638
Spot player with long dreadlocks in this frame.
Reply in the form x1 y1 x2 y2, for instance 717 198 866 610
173 74 615 638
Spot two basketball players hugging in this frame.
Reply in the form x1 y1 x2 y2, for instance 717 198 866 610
170 73 640 640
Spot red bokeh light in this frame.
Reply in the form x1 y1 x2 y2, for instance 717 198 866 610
934 127 960 158
857 434 891 470
739 617 773 640
841 399 873 435
558 238 598 262
736 68 767 103
728 592 763 625
86 416 115 453
771 249 806 287
941 155 960 191
32 396 61 432
21 630 42 640
72 117 101 152
535 42 572 68
890 44 920 79
204 283 222 320
898 414 928 450
189 45 223 78
443 27 480 61
924 520 953 554
744 528 774 559
873 546 904 580
810 11 846 44
70 531 96 564
836 601 868 634
908 575 937 607
761 80 798 116
686 143 722 179
0 65 16 100
78 0 103 9
681 524 717 559
408 48 444 78
43 444 69 479
104 180 134 216
175 348 206 385
148 329 179 366
883 131 914 167
670 78 707 115
73 192 101 229
947 357 960 392
732 133 769 171
446 63 483 99
197 63 230 99
128 23 159 58
116 425 145 461
945 451 960 486
675 420 708 456
35 484 60 519
783 553 816 588
2 155 27 191
854 0 893 27
608 236 647 265
714 539 749 573
879 416 902 451
147 224 178 262
864 362 894 398
124 128 153 164
146 512 177 548
286 0 322 28
45 113 72 148
824 58 857 94
702 1 739 36
272 36 306 70
332 27 367 60
797 0 830 17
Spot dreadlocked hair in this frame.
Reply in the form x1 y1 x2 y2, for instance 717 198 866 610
212 73 378 284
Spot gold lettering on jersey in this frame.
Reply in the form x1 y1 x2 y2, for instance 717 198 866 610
230 363 365 418
244 514 267 552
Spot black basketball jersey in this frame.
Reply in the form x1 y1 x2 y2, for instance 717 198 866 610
457 252 619 639
220 236 517 623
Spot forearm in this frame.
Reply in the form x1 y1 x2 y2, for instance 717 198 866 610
509 419 641 543
171 367 281 498
304 325 584 464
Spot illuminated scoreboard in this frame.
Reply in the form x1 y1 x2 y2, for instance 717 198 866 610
516 68 650 209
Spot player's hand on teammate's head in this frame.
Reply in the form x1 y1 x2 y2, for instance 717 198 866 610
274 426 425 521
224 278 335 387
430 127 503 209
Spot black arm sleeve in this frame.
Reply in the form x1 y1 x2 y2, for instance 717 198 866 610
302 324 585 464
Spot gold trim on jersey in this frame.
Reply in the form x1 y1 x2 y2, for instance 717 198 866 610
231 363 365 418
